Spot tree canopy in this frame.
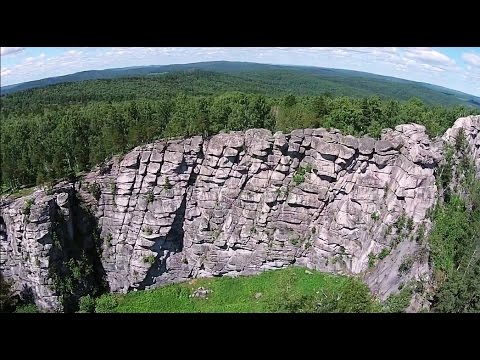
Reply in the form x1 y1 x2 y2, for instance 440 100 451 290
0 70 477 191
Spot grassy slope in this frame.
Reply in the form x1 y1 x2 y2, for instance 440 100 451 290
0 185 36 199
113 267 354 313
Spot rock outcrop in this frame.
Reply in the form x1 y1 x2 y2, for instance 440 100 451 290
443 115 480 177
0 189 72 311
1 116 479 311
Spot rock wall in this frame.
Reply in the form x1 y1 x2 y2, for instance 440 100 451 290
443 115 480 177
0 189 74 311
1 116 479 311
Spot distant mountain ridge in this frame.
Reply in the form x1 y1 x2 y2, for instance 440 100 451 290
2 61 479 108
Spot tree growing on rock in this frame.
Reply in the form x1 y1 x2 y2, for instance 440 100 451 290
0 273 18 313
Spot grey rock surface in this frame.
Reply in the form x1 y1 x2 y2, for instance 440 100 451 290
443 115 480 177
1 116 479 311
0 187 73 311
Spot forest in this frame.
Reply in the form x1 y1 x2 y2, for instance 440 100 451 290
1 70 478 191
3 62 480 108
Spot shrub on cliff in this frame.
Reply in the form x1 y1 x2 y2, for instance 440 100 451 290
14 304 39 313
335 278 378 313
95 294 118 313
0 273 18 313
78 295 96 313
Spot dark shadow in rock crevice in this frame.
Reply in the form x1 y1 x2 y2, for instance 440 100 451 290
20 284 35 304
136 157 202 290
0 216 6 241
137 194 188 290
46 188 109 312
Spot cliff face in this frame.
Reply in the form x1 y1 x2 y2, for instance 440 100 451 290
0 190 74 311
1 116 479 311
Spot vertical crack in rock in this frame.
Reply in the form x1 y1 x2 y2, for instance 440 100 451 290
136 195 188 290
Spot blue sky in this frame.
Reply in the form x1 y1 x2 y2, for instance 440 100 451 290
1 47 480 96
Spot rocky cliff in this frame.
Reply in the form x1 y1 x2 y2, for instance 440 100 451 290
1 116 479 312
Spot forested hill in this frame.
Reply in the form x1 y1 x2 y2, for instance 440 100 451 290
2 61 480 108
1 61 479 191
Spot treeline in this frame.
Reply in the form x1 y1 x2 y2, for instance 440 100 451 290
1 92 476 190
4 66 479 111
0 71 275 116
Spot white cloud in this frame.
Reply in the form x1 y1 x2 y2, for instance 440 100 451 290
404 47 455 66
67 50 83 56
0 47 25 56
1 68 12 76
421 63 445 72
462 52 480 67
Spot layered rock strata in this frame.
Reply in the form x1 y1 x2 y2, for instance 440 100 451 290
1 116 479 311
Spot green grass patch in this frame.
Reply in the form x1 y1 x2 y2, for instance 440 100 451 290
4 186 36 199
108 267 379 313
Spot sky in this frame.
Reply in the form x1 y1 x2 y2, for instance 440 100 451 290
1 47 480 96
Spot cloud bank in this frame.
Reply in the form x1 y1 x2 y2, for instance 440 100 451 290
1 47 25 56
